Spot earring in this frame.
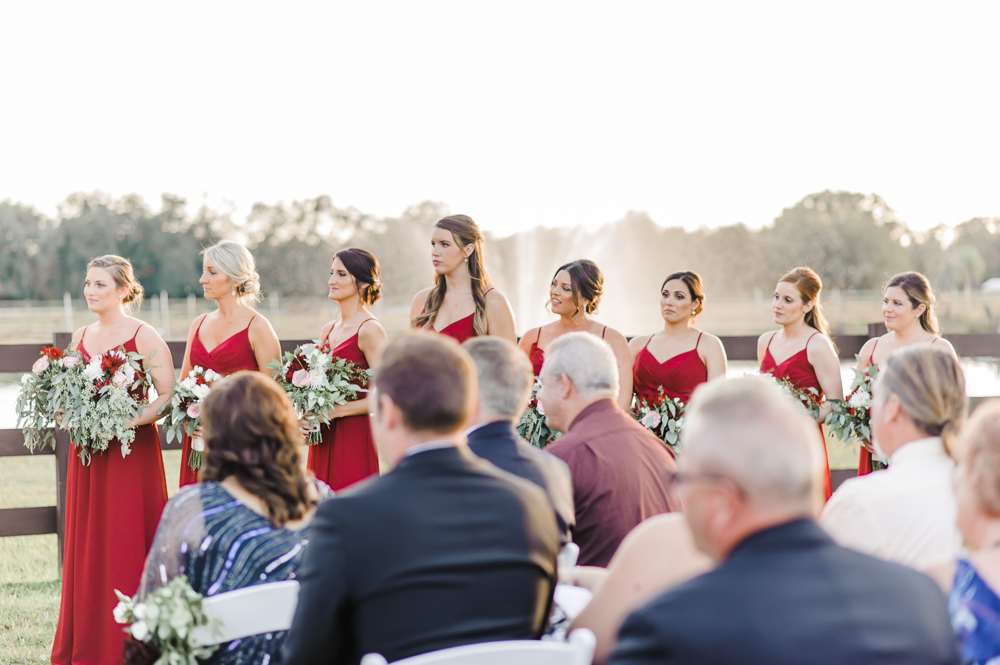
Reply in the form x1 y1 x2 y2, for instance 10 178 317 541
119 294 124 299
231 289 236 296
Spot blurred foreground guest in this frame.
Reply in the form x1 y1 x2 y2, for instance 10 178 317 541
821 346 965 568
463 337 575 540
927 401 1000 665
610 376 959 665
283 333 559 665
540 333 678 567
131 372 326 665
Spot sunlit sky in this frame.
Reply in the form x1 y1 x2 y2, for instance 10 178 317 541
1 2 998 236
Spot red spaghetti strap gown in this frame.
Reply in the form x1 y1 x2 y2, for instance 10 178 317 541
760 332 833 500
856 339 880 477
52 326 168 665
307 320 379 490
633 333 709 405
423 288 494 344
528 325 606 377
178 315 259 487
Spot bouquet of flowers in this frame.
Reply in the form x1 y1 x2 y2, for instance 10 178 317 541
632 387 685 454
517 379 560 449
826 357 885 470
63 347 153 463
114 576 219 665
16 346 81 452
761 372 822 420
159 366 224 472
268 340 370 444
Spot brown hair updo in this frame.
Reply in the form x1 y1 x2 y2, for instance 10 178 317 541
412 215 492 337
885 271 940 336
877 346 967 458
200 372 310 527
87 255 145 312
553 259 603 316
662 270 705 317
335 248 382 306
779 267 832 340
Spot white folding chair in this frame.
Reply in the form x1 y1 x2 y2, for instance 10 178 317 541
557 542 580 569
190 580 300 647
359 628 596 665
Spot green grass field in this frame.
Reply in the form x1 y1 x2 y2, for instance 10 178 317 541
0 451 182 664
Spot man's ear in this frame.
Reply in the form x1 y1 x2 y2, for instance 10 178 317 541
558 372 575 399
882 393 903 424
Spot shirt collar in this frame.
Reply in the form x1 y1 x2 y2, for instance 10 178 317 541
405 439 458 458
568 398 618 431
889 436 949 465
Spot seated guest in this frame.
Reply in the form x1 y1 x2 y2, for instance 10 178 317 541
564 513 712 664
821 346 966 568
133 372 327 665
540 332 678 567
463 336 575 540
610 376 960 665
282 332 560 665
927 400 1000 665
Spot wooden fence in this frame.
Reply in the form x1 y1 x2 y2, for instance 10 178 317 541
1 330 998 569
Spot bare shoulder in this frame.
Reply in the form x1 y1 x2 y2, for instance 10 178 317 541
133 320 164 345
485 287 510 305
70 325 88 345
248 311 277 336
484 287 513 315
858 337 878 364
629 334 653 354
757 330 777 347
808 331 837 355
518 326 541 351
934 336 958 358
602 325 630 348
699 332 725 353
319 320 337 342
358 318 387 344
412 287 433 307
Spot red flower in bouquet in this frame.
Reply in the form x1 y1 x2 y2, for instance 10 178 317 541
100 352 128 375
41 346 64 360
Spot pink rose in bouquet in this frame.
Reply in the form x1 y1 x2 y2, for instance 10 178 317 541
32 357 50 374
291 369 312 388
186 402 202 419
61 355 79 368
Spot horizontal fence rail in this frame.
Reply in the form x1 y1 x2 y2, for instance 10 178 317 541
1 331 998 569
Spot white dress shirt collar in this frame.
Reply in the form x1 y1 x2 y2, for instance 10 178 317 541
889 436 947 466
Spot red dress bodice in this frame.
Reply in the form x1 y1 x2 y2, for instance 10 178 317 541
632 333 708 404
430 313 477 344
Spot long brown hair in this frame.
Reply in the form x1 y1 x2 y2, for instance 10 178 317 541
200 372 310 527
779 267 834 344
885 271 940 336
552 259 603 317
412 215 492 336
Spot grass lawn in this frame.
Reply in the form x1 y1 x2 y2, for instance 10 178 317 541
0 450 182 664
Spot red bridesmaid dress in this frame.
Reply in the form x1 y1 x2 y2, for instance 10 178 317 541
760 332 833 499
52 326 168 665
857 341 879 477
307 320 380 490
633 333 709 404
423 288 495 344
178 315 259 487
526 325 607 377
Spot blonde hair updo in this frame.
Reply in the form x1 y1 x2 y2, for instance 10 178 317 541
202 240 262 307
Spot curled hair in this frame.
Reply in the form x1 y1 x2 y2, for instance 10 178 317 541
412 215 492 336
202 240 262 307
662 271 705 317
199 372 310 527
959 400 1000 516
779 267 834 347
552 259 603 316
877 346 967 457
87 255 144 312
885 272 940 336
335 248 382 306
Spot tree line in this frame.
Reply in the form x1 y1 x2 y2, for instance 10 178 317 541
0 190 997 312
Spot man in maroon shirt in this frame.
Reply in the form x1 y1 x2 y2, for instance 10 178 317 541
539 332 679 567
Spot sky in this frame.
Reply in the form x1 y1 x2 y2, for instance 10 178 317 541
1 2 998 237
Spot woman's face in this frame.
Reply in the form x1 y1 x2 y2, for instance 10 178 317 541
328 257 359 302
83 267 126 313
772 281 811 326
199 258 235 301
954 460 988 549
883 286 924 332
430 227 471 276
549 270 585 317
661 279 697 323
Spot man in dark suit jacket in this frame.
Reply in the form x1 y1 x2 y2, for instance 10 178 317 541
463 337 574 540
538 333 678 567
283 333 561 665
609 377 959 665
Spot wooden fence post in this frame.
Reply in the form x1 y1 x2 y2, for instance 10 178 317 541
53 331 73 574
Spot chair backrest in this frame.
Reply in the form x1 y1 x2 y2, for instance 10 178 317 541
358 628 596 665
191 580 300 647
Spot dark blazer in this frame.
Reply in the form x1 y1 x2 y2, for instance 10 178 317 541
610 519 960 665
546 399 679 567
467 420 575 541
282 445 561 665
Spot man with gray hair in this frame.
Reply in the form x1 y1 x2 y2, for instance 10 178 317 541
463 337 575 541
610 376 959 665
540 332 678 567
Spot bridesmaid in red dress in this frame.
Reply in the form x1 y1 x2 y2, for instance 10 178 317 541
410 214 516 343
305 248 386 490
757 267 843 500
629 271 727 406
856 271 956 475
517 259 633 410
176 239 281 486
52 255 174 665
